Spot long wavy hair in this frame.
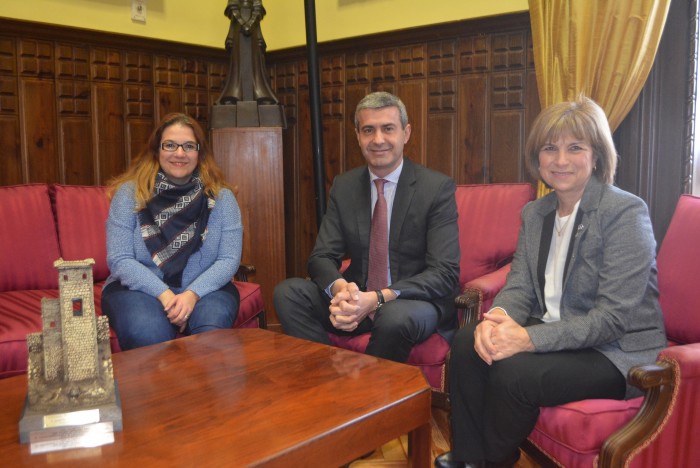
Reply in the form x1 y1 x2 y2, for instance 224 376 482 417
107 113 231 209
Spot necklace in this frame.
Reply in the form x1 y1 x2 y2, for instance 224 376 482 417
555 214 571 237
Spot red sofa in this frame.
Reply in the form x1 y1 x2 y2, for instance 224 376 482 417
0 183 265 380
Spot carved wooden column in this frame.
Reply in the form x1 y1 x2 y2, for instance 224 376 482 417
212 128 284 329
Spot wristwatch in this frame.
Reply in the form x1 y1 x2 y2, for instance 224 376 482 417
374 289 385 312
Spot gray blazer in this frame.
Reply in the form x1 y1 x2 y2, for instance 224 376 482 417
493 177 666 398
308 158 461 335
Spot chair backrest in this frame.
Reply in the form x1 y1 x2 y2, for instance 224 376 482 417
0 184 61 291
455 183 535 286
656 194 700 345
50 184 111 282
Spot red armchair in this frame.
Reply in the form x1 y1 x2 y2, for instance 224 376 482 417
328 183 535 407
458 194 700 467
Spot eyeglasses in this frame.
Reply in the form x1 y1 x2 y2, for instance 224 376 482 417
161 141 200 153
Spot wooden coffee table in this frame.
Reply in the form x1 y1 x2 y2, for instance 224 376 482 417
0 328 431 467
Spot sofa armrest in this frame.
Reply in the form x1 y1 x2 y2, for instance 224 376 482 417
234 263 257 282
600 343 700 467
455 263 512 325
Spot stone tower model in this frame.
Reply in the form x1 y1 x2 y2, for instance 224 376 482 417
25 258 116 412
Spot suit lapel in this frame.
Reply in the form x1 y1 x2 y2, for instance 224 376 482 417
388 159 415 278
357 168 372 257
537 209 555 311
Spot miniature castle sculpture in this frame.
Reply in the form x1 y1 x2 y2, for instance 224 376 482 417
20 258 121 443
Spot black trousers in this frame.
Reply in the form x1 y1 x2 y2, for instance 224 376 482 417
273 277 439 363
449 320 626 463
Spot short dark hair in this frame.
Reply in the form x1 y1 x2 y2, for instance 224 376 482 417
354 92 409 129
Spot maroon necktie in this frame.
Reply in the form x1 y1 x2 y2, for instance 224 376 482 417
367 179 388 293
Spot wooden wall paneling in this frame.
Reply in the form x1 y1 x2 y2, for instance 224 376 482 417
155 87 183 123
93 83 126 185
154 56 183 121
56 42 93 184
491 70 527 183
59 117 93 185
427 76 458 179
18 38 57 183
458 74 488 184
397 80 427 167
0 116 21 186
0 36 21 185
490 30 529 184
490 110 524 182
0 37 16 75
400 44 427 81
126 119 153 164
427 112 457 179
371 48 398 84
20 79 58 183
321 87 344 182
183 59 210 124
274 62 303 278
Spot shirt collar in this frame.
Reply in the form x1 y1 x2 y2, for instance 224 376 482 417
369 159 403 185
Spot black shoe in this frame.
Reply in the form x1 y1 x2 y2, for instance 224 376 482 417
434 452 485 468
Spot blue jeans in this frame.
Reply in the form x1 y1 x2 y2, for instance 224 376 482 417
102 281 239 351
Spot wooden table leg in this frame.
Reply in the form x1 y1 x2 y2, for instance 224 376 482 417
408 421 431 468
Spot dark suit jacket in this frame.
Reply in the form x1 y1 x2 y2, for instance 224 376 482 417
308 158 460 334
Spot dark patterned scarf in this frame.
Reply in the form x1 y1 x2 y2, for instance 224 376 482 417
138 170 213 288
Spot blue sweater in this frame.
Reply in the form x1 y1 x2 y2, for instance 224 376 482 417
104 182 243 299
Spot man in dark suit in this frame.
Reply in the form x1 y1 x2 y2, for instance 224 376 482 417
274 91 460 362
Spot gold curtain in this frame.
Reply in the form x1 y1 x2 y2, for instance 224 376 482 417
529 0 671 197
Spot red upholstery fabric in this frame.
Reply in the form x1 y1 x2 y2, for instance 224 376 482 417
234 281 265 328
529 398 643 466
328 333 449 390
0 285 120 379
0 184 61 292
455 183 535 285
463 264 511 317
527 194 700 467
51 184 111 282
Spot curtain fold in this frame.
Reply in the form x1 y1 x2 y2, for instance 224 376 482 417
529 0 671 197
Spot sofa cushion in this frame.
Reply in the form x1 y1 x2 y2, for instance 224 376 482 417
528 398 643 466
0 286 120 379
455 183 534 285
0 184 61 292
51 184 111 282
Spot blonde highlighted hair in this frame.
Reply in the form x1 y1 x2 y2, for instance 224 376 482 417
107 113 231 208
525 95 618 185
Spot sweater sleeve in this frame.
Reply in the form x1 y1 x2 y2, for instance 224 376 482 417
105 183 171 298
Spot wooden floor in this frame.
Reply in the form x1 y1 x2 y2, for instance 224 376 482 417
347 406 541 468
